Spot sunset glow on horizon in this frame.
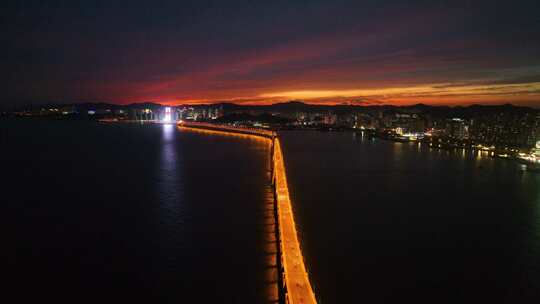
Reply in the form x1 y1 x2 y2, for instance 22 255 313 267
3 1 540 108
133 80 540 107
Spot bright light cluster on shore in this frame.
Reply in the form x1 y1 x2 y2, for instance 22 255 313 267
162 107 172 123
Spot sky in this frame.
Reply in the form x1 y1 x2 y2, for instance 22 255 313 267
2 0 540 107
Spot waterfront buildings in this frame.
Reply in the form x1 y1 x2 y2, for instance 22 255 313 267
10 102 540 150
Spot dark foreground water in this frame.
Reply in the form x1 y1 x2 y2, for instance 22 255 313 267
281 131 540 304
2 120 272 303
4 121 540 304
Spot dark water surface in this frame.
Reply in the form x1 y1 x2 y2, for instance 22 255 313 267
2 120 271 303
5 121 540 303
281 131 540 304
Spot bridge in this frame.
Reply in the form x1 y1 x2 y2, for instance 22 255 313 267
178 121 317 304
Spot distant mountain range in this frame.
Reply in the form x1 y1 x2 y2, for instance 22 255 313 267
4 101 538 117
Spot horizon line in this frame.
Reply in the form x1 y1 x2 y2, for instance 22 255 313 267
3 100 540 109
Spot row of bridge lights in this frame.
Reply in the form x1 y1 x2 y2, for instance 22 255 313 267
176 122 317 304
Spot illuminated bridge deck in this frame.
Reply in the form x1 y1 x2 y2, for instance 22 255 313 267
177 122 275 138
178 122 317 304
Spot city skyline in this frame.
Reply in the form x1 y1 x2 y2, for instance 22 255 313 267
3 1 540 107
5 2 540 303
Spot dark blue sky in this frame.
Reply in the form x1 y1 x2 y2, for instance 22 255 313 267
3 0 540 106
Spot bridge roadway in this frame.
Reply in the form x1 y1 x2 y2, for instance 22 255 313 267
178 122 317 304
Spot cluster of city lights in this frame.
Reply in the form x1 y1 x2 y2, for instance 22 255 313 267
162 107 172 123
518 141 540 163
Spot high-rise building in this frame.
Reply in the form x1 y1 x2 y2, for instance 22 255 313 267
446 118 467 139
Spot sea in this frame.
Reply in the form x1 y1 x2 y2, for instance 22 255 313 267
2 120 540 303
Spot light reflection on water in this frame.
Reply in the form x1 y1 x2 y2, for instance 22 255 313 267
534 195 540 258
280 130 540 304
158 124 184 225
162 123 174 142
3 120 270 303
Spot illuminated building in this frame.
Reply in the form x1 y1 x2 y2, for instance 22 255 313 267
323 113 337 125
445 118 468 139
534 141 540 157
162 107 172 123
